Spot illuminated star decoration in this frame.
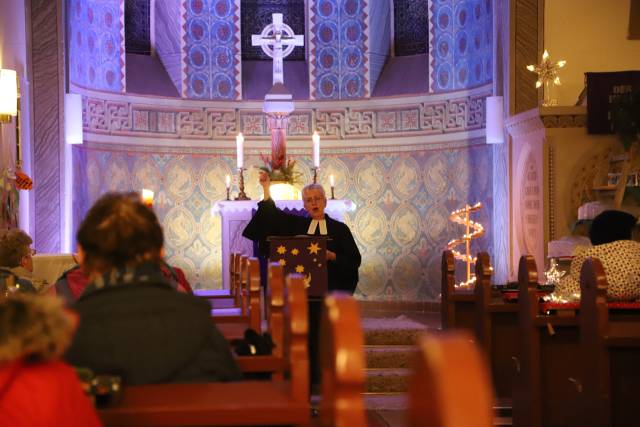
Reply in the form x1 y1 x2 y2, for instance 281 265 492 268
544 258 566 286
278 259 286 266
276 245 287 255
307 242 320 255
295 265 305 273
303 273 312 288
526 50 566 103
291 248 299 256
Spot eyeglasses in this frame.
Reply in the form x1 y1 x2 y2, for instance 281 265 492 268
303 196 325 204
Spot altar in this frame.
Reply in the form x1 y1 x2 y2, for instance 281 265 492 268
212 199 355 291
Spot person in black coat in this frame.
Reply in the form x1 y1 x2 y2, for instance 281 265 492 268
64 192 241 385
242 171 361 294
242 172 361 393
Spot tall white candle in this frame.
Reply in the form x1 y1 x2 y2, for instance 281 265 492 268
141 189 154 207
312 131 320 167
236 133 244 169
225 174 231 189
329 174 335 187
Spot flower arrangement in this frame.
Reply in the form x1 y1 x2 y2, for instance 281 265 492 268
257 153 302 184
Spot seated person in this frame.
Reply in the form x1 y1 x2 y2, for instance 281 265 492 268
0 294 101 427
54 259 192 306
242 172 361 293
552 210 640 302
0 229 37 293
64 192 241 385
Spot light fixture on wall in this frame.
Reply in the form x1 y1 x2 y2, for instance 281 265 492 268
0 68 18 123
64 93 83 145
486 96 504 144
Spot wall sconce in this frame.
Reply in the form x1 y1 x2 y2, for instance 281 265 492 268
486 95 505 144
64 93 83 145
0 69 18 123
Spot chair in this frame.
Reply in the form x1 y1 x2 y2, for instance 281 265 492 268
320 293 367 427
407 330 494 427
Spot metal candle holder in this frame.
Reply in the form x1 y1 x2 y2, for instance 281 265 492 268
330 186 335 200
312 167 319 184
235 168 250 200
225 186 230 201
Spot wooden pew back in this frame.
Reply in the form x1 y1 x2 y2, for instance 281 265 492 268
580 256 640 427
408 331 494 427
441 250 475 333
320 293 367 427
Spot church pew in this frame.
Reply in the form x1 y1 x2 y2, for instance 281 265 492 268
441 250 476 334
513 255 582 427
234 262 286 376
474 252 518 402
320 293 367 427
579 257 640 427
408 330 495 427
98 273 309 427
215 257 262 341
212 254 248 320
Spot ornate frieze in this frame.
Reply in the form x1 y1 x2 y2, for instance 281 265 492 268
82 88 490 141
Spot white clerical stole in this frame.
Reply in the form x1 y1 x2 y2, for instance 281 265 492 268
307 219 327 235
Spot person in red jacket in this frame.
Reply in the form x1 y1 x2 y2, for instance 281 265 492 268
0 293 101 427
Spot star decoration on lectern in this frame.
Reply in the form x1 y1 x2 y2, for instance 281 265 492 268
291 248 299 256
278 259 286 266
526 49 566 89
307 242 320 254
295 265 305 273
276 245 287 255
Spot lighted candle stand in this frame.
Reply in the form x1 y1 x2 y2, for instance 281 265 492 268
446 202 486 288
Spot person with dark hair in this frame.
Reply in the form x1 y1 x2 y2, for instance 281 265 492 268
0 294 101 426
552 210 640 301
0 229 37 294
65 192 241 385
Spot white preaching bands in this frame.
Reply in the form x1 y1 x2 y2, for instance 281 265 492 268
307 219 327 235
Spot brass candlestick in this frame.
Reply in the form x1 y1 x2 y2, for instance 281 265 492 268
330 186 335 200
312 167 319 184
225 186 230 201
235 168 250 200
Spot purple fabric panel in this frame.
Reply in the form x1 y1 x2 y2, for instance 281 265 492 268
242 60 309 100
126 54 180 97
155 0 183 94
68 0 125 92
372 55 429 97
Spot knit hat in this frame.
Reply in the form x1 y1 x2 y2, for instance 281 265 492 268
589 210 638 245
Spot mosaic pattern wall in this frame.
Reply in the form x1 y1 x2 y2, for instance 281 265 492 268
429 0 492 92
240 0 305 60
183 0 242 99
68 0 125 92
394 0 428 56
72 140 493 301
309 0 370 99
125 0 150 54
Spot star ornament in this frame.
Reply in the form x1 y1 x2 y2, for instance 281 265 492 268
295 265 305 273
276 245 287 255
307 242 321 255
526 49 566 89
291 248 299 256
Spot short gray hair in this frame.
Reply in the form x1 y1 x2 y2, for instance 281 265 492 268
302 183 326 198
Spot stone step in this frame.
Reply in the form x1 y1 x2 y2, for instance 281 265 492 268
365 368 411 393
365 345 415 369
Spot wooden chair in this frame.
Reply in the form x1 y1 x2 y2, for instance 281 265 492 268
99 272 310 427
407 330 494 427
320 293 367 427
441 250 475 333
513 255 582 427
215 257 262 342
474 251 518 402
579 256 640 427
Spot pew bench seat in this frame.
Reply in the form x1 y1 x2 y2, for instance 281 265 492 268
99 381 309 426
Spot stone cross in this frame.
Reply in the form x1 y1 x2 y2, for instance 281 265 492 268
251 13 304 86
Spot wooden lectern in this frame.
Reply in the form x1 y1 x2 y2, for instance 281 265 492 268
268 235 328 298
